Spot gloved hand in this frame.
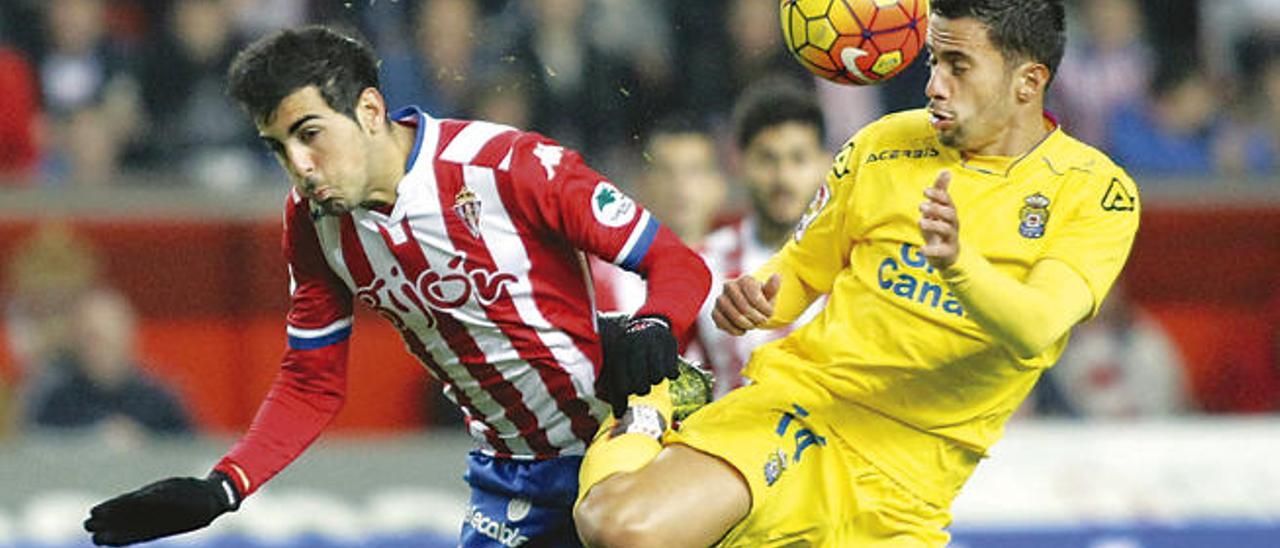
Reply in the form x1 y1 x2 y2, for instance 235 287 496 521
84 471 241 546
596 313 680 418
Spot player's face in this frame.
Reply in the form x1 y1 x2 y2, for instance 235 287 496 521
257 86 377 216
924 16 1021 154
740 122 828 230
643 134 726 241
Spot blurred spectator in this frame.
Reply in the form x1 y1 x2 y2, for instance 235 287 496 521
504 0 641 158
224 0 307 37
1105 62 1226 177
593 114 727 314
37 0 141 186
132 0 261 189
21 287 192 444
3 223 100 379
693 82 828 397
1053 0 1154 149
469 70 533 130
1216 34 1280 178
1034 283 1190 418
381 0 489 118
0 41 41 182
669 0 812 126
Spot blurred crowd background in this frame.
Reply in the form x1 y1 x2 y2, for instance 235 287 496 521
0 0 1277 448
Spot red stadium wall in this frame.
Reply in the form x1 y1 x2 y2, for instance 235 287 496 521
0 206 1277 433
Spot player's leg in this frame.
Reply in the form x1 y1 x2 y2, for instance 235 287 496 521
461 452 585 547
575 444 750 548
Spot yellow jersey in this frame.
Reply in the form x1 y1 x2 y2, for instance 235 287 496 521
747 108 1140 506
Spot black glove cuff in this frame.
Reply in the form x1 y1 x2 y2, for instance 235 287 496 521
205 471 242 512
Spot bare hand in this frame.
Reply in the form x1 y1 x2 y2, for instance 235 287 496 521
919 170 960 269
712 274 781 336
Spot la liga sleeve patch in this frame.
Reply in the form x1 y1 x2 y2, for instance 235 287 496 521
590 181 638 227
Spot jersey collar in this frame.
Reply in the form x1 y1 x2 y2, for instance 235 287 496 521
951 112 1065 179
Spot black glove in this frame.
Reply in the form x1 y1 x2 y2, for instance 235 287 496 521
596 313 680 418
84 471 241 546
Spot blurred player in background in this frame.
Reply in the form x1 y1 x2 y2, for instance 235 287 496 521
82 26 710 547
594 115 727 315
574 0 1141 545
694 81 829 399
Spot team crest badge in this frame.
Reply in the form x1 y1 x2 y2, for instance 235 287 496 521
1018 193 1050 239
763 448 789 486
454 186 482 238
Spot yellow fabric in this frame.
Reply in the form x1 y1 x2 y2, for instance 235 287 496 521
941 252 1093 358
575 380 672 506
669 382 952 547
744 108 1140 506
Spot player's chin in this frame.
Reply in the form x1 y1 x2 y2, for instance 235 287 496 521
319 199 351 216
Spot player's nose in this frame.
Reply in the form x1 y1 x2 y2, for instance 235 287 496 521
925 66 948 101
283 144 316 178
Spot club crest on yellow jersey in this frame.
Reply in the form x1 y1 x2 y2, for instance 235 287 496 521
1018 193 1051 239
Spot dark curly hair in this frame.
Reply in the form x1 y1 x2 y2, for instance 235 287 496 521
226 25 380 124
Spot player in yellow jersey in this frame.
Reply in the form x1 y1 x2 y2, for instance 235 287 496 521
574 0 1140 545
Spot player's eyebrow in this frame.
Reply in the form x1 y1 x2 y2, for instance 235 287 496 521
258 114 322 142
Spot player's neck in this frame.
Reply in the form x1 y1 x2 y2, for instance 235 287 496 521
966 107 1053 158
364 121 419 207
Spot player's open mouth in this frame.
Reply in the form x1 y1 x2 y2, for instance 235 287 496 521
929 110 955 129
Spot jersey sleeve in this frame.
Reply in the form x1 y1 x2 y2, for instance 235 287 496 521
502 133 710 338
213 192 354 497
754 134 861 323
1040 168 1141 316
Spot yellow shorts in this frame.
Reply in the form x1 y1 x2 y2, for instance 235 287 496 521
667 382 951 547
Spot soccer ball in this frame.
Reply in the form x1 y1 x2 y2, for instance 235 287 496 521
780 0 929 85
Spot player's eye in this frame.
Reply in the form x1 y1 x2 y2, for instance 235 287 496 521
299 127 321 144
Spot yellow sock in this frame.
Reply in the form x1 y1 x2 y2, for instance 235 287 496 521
576 381 673 505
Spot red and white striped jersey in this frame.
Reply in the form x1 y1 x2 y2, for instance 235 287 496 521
695 217 824 399
217 107 709 492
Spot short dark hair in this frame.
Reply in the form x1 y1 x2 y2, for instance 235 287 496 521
227 25 380 124
931 0 1067 78
644 113 712 149
731 81 825 151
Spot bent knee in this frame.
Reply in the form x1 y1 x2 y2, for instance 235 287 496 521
575 477 662 548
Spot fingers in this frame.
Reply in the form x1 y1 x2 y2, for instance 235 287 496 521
761 274 782 302
712 276 773 336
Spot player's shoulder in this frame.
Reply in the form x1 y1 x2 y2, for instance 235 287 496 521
1046 127 1140 192
434 118 528 168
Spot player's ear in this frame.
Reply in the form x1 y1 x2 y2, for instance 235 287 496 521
1014 62 1051 103
355 87 387 133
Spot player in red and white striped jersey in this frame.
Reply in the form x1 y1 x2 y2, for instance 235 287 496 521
83 26 709 548
693 82 832 398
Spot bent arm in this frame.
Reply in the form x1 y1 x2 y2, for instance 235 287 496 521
942 250 1092 359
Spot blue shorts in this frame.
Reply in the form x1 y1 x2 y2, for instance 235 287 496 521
460 451 584 548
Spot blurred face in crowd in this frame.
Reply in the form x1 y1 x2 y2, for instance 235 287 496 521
173 0 232 61
74 290 137 388
1155 72 1216 135
1083 0 1141 52
257 86 395 216
49 0 105 54
642 133 726 242
417 0 477 72
925 15 1046 156
740 122 828 233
